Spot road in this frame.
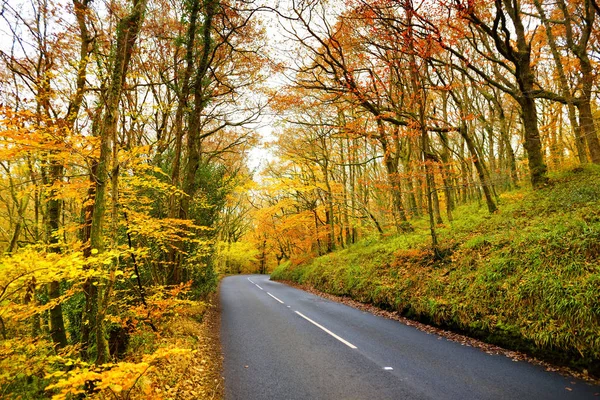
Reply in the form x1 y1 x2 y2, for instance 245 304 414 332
220 274 599 400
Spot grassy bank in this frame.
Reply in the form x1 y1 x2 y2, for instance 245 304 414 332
271 166 600 376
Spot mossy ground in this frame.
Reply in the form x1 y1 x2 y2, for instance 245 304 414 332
271 165 600 376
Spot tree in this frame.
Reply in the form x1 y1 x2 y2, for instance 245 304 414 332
434 1 550 187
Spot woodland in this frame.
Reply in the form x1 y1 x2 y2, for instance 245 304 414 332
0 0 599 398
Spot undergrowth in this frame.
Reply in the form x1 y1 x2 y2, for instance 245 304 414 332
1 291 223 399
271 165 600 376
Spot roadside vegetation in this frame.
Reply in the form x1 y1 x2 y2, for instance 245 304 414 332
1 285 223 399
272 166 600 376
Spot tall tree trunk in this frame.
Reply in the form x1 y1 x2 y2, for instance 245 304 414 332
377 120 411 232
505 0 549 187
48 280 67 348
436 99 455 221
518 95 548 187
557 0 600 164
403 141 420 217
422 132 440 257
90 0 148 365
349 135 358 243
497 106 519 188
340 136 351 247
169 0 200 216
459 125 498 213
577 100 600 164
322 161 335 252
431 174 443 225
533 0 588 164
176 0 218 284
46 162 68 349
458 1 548 187
313 208 322 255
182 0 218 216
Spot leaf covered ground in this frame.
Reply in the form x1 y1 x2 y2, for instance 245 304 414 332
141 293 223 400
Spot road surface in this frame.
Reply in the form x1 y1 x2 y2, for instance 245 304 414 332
221 274 599 399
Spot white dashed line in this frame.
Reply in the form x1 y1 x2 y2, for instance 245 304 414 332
267 292 285 304
295 311 357 349
384 367 393 371
256 284 263 290
247 278 255 284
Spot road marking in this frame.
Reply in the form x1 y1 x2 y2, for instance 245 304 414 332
267 292 284 304
256 284 263 290
295 311 357 349
384 367 393 371
247 278 255 284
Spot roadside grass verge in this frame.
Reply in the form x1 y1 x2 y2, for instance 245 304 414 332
271 165 600 376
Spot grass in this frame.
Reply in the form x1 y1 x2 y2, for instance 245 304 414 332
271 165 600 375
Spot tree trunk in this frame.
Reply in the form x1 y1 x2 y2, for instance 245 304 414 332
90 0 148 365
459 126 498 213
497 107 519 188
378 121 411 232
557 0 600 164
46 162 68 349
403 142 420 217
48 280 67 348
431 175 443 225
321 145 336 252
577 100 600 164
438 100 455 221
518 96 548 187
505 0 549 187
422 138 440 257
533 0 588 164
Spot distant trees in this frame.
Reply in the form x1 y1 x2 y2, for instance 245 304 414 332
251 0 600 266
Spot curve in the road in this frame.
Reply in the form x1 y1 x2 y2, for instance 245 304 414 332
221 274 600 400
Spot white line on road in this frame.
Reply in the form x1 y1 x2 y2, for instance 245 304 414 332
384 367 393 371
267 292 284 304
295 311 357 349
247 278 255 284
256 284 263 290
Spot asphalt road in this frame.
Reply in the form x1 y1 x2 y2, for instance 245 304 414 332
221 274 599 400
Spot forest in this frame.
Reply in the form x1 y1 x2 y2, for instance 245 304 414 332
0 0 599 398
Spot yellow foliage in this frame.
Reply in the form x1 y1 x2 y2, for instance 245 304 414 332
215 240 259 274
44 348 191 400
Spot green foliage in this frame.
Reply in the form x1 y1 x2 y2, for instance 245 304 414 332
188 262 218 299
272 166 600 374
189 163 230 232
